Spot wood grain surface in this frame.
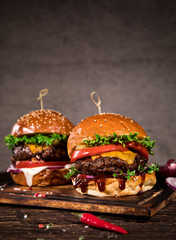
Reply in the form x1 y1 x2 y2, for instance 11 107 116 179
0 195 176 240
0 172 175 217
0 172 176 239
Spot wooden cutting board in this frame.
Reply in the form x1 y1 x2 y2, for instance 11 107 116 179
0 172 175 217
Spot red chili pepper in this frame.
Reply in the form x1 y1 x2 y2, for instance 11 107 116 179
72 213 127 234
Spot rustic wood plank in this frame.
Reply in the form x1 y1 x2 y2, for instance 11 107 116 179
0 200 176 240
0 172 175 217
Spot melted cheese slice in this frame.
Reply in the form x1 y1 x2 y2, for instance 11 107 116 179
91 151 137 165
26 144 47 154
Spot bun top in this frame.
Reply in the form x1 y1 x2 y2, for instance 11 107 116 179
11 109 74 137
67 113 147 157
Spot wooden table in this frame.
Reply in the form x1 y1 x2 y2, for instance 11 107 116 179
0 173 175 240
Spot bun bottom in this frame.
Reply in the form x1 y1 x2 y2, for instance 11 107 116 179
73 172 156 197
10 168 70 186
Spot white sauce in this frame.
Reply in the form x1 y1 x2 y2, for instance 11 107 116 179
20 166 48 186
8 163 67 187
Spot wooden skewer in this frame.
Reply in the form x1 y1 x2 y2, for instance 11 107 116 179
37 89 48 110
90 91 102 114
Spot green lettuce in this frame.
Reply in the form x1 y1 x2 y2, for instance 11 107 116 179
64 167 80 180
83 132 156 155
113 163 159 180
4 133 68 149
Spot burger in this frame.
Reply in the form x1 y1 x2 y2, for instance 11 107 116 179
4 109 74 186
66 113 159 197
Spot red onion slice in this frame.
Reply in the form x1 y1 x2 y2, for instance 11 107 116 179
77 174 94 179
166 177 176 191
7 164 64 173
159 159 176 177
7 169 22 173
167 159 175 165
47 166 65 169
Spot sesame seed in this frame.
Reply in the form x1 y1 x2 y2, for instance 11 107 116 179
131 120 133 123
93 120 97 122
100 124 102 127
122 128 125 131
104 119 107 122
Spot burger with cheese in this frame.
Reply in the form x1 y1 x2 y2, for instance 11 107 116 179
66 113 158 197
4 109 74 186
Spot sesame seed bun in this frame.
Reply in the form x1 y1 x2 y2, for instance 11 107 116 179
11 109 74 137
67 113 147 158
73 172 156 197
10 168 70 187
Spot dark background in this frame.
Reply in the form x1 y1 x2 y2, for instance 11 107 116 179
0 0 176 171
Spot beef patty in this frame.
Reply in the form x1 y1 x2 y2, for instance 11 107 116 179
11 143 68 162
75 154 148 175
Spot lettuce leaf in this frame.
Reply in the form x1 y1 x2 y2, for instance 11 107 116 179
84 132 156 155
4 133 68 149
113 163 159 180
64 167 80 180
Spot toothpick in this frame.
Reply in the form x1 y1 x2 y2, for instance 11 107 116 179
37 89 48 110
90 91 102 114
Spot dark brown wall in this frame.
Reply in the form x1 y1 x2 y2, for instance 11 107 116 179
1 0 176 170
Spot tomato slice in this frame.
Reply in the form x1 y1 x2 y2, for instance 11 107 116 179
125 141 149 159
16 161 70 169
71 144 128 162
71 141 149 162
